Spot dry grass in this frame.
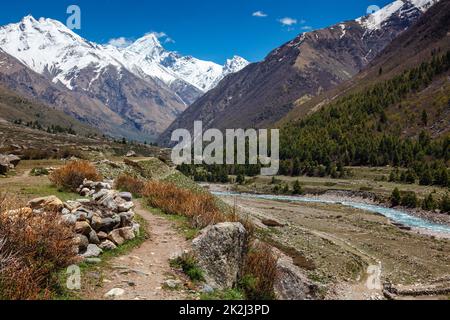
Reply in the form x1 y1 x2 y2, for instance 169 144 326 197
49 160 101 192
0 194 78 300
240 242 278 300
142 180 226 229
115 175 145 196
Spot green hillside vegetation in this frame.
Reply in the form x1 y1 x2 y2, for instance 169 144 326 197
280 51 450 188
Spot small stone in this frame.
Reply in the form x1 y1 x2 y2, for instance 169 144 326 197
104 288 125 299
118 201 134 213
89 230 100 245
164 279 182 289
75 234 89 252
75 221 92 236
200 284 215 294
61 214 77 225
61 208 70 215
97 231 108 240
81 244 103 258
108 229 125 246
85 258 102 264
119 192 133 202
99 240 117 251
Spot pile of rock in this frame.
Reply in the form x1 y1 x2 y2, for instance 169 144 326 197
25 179 140 259
69 179 140 258
0 154 21 175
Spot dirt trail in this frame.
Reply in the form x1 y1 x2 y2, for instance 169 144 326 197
85 201 193 300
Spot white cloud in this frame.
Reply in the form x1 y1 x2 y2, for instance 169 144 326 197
253 11 268 18
107 37 133 48
147 31 175 44
278 17 297 26
301 26 312 31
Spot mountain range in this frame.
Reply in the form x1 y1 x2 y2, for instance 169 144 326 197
158 0 440 146
0 16 248 141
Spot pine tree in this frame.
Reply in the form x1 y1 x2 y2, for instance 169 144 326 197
293 180 304 195
391 188 401 207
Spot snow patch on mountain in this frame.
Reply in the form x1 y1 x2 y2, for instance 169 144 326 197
0 16 249 98
356 0 439 31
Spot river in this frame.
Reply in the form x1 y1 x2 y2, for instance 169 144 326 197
212 191 450 234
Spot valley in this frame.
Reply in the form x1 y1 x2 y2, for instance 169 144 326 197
208 183 450 299
0 0 449 303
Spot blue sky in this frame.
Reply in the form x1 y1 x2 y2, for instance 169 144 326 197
0 0 392 64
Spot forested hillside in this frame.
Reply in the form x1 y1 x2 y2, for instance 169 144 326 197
280 51 450 187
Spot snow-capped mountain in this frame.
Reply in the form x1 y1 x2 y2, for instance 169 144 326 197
0 16 248 104
158 0 440 146
0 15 248 141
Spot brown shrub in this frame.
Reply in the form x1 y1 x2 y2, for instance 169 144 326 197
240 242 278 300
115 175 145 196
49 160 101 191
142 180 226 229
0 194 78 300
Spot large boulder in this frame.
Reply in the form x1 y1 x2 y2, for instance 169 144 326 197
274 255 319 300
5 154 21 167
192 222 247 290
28 196 64 212
0 154 21 174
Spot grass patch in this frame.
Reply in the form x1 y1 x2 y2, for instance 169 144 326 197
170 253 204 283
22 184 83 202
200 289 245 301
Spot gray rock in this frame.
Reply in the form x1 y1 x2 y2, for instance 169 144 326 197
61 208 71 215
99 194 119 212
200 284 215 294
88 230 101 245
192 222 247 290
61 214 77 225
118 201 134 213
119 192 133 202
274 255 319 300
104 288 125 299
119 211 135 227
99 240 117 251
92 189 110 202
119 227 136 241
108 229 125 246
97 231 108 240
75 234 89 252
131 222 141 237
82 244 103 258
164 279 182 289
74 209 94 222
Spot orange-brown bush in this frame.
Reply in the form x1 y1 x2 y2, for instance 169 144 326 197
142 180 226 229
49 160 101 191
240 242 278 300
115 175 145 196
0 194 78 300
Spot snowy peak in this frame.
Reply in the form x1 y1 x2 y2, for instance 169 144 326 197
126 33 164 57
224 56 249 74
357 0 439 30
0 16 248 100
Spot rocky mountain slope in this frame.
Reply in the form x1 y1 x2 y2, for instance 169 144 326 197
0 16 248 141
282 0 450 127
158 0 439 146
